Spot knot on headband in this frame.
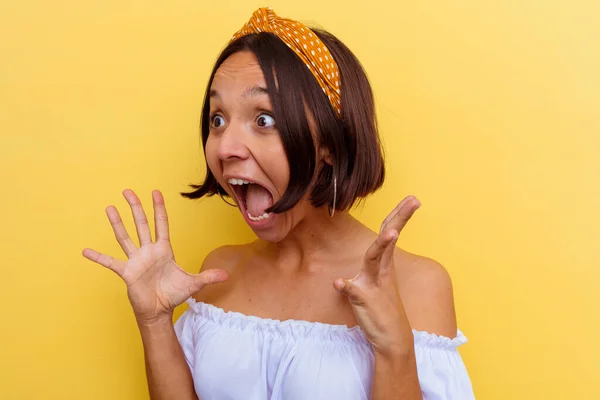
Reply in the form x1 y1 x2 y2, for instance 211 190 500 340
230 7 342 116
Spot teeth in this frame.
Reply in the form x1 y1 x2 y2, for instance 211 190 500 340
247 211 271 221
228 178 250 185
227 179 270 223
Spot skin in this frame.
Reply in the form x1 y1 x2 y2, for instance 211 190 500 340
83 51 457 399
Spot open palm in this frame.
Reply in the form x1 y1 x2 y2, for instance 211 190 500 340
82 189 229 323
334 196 421 354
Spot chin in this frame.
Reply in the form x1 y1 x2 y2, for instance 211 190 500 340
249 222 289 243
245 213 294 243
254 230 284 243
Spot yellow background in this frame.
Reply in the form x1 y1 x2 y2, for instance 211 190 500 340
1 1 598 399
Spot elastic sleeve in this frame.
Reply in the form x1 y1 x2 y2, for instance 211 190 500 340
413 330 475 400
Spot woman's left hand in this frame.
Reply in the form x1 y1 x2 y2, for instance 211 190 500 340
334 195 421 356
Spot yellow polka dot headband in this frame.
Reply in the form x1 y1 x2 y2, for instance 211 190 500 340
230 7 342 116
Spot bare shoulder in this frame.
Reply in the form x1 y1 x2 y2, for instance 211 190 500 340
192 244 249 303
394 248 458 338
200 244 245 273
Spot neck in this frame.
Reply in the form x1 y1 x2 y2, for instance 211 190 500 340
258 207 368 272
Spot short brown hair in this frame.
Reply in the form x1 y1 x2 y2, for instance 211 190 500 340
182 30 385 213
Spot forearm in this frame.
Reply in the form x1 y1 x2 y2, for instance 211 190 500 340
137 316 198 400
371 348 422 400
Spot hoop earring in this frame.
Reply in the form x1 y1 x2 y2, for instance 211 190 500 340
328 173 337 217
219 190 237 207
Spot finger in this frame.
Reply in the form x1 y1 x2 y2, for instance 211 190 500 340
105 205 137 256
152 190 170 242
82 248 126 277
190 269 230 294
333 278 365 304
123 189 153 246
379 228 400 273
382 196 421 237
380 196 413 234
333 278 352 296
362 229 399 279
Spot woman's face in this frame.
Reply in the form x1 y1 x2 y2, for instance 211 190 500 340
205 51 315 242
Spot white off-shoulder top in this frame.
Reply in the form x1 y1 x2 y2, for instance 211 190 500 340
175 298 475 399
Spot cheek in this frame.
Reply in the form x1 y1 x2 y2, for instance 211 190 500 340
205 136 222 176
264 141 290 192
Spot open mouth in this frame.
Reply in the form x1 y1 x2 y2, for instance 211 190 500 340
227 178 274 222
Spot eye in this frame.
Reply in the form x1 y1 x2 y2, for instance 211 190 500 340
210 114 225 129
256 113 275 128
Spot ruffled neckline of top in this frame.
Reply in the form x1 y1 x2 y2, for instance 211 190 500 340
186 298 467 350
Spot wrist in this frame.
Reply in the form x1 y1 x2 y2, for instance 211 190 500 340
373 329 415 359
135 312 174 330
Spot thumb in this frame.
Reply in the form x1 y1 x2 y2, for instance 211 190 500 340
333 278 364 304
191 269 230 294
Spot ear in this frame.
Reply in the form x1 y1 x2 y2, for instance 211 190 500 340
319 147 334 166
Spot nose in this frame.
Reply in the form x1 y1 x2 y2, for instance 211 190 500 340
217 121 250 161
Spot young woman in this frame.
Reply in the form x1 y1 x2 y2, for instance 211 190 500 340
83 8 474 400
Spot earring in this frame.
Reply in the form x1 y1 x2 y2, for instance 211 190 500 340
219 190 237 207
328 173 337 217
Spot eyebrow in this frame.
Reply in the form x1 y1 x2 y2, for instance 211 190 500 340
209 86 269 100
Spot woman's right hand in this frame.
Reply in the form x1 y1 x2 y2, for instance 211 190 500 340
82 189 229 324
